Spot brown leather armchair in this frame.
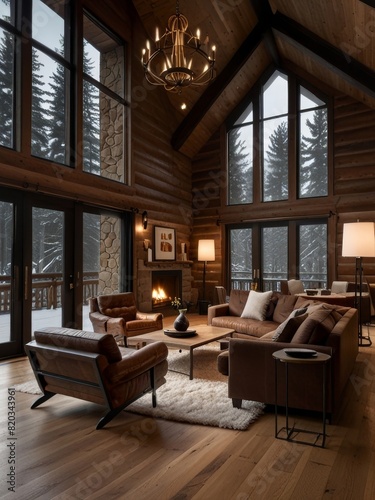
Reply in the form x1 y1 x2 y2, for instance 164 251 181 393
89 292 163 346
25 327 168 429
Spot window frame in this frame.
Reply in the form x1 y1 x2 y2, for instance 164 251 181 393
226 218 328 292
226 68 331 206
0 1 130 185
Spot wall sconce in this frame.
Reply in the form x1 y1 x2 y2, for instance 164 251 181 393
142 211 148 230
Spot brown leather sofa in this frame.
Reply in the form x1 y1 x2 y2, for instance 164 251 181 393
208 289 294 338
25 327 168 429
213 291 359 421
89 292 163 346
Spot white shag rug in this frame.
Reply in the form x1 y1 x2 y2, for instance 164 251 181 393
15 346 264 430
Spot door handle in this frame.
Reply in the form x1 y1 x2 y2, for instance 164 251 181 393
24 266 28 300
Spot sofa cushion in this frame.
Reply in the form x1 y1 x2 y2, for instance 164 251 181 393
272 294 298 323
260 331 275 341
228 289 250 317
241 290 273 321
294 297 321 310
272 310 308 342
212 317 278 337
291 308 338 345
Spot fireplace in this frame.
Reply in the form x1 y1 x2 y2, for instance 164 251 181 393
151 270 182 310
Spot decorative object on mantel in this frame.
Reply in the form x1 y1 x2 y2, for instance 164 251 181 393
141 0 216 93
154 226 176 261
181 242 187 261
198 239 215 315
342 220 375 347
144 239 153 262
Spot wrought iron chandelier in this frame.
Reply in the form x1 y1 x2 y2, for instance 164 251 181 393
142 0 216 93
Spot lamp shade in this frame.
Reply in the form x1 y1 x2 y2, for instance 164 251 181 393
342 222 375 257
198 239 215 262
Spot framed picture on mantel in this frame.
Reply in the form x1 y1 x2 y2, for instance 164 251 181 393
154 226 176 261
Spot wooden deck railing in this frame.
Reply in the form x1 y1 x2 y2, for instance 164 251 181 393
0 273 99 313
230 274 327 292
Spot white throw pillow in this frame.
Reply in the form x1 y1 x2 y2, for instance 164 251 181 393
240 290 273 321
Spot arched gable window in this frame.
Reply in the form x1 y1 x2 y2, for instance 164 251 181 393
227 69 328 205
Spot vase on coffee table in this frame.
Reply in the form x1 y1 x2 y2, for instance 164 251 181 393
173 309 189 332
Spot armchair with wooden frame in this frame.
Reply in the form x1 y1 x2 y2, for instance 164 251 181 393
89 292 163 346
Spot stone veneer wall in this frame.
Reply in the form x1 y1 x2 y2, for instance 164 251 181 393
98 216 121 294
97 46 124 292
100 46 124 182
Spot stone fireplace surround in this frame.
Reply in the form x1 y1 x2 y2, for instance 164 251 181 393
137 259 193 315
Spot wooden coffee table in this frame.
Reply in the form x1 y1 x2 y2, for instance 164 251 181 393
135 325 234 379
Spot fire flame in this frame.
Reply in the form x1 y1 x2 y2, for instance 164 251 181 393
152 287 167 301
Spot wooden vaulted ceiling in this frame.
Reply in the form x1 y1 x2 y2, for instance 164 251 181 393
132 0 375 159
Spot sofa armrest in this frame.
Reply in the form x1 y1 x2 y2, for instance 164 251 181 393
228 338 333 412
136 311 163 322
207 304 230 324
105 342 168 384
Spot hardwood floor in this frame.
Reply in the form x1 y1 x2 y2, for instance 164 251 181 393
1 317 375 499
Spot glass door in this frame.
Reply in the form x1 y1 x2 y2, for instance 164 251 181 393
22 195 75 344
30 206 67 335
0 195 23 358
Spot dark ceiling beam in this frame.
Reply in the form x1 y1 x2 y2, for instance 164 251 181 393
272 11 375 100
171 21 266 151
249 0 280 65
359 0 375 7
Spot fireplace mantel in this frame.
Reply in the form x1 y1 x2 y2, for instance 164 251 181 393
144 260 193 267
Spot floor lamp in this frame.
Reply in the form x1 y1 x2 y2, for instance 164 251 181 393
198 239 215 314
342 221 375 347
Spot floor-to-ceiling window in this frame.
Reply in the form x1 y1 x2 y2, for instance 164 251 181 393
226 69 330 288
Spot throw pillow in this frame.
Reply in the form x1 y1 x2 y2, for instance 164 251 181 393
265 292 280 320
272 294 299 323
272 310 308 342
240 290 273 321
291 308 338 345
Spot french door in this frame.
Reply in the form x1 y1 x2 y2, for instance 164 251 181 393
0 188 131 359
227 219 328 292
